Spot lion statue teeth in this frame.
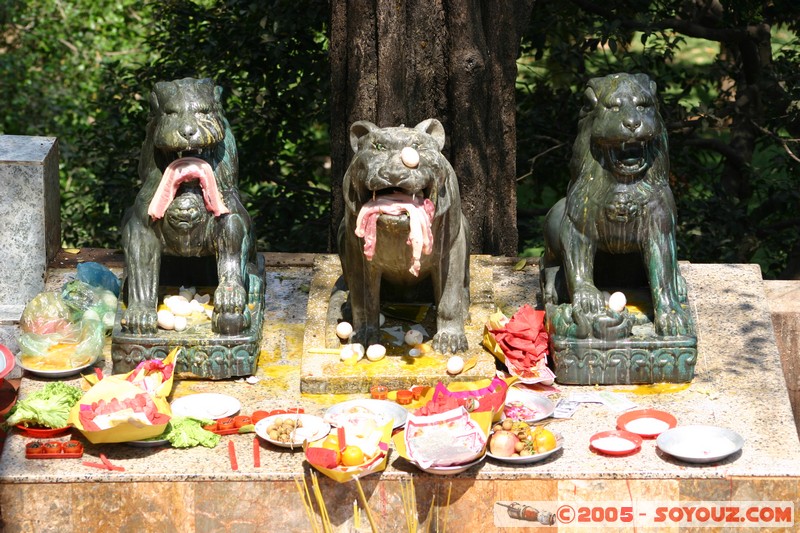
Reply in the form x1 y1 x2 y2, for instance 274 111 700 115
120 77 257 336
541 72 691 338
338 119 470 354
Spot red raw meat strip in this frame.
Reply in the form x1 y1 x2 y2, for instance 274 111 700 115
354 192 435 276
148 157 230 219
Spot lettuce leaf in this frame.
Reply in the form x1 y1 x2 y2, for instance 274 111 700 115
4 382 83 429
161 416 220 448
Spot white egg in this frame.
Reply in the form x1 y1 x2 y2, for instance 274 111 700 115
173 315 188 332
366 344 386 361
408 348 422 357
446 356 465 375
401 146 420 168
157 309 175 330
335 321 353 340
608 291 627 313
189 300 206 314
404 329 424 346
379 313 386 327
100 291 118 309
165 295 192 316
102 312 115 329
340 343 365 362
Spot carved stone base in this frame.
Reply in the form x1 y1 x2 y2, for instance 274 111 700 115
547 300 697 385
111 267 265 380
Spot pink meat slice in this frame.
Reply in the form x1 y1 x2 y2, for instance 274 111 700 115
147 157 230 219
355 192 435 276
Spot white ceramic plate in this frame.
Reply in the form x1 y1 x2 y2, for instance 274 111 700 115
501 386 555 423
487 431 563 464
325 399 408 429
656 425 744 464
15 355 97 379
254 414 330 448
412 453 486 475
170 393 241 420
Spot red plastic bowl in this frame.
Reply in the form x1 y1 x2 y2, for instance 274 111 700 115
590 430 643 456
0 344 14 381
16 424 72 438
616 409 677 439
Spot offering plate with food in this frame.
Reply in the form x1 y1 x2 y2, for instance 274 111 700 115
590 430 643 456
324 398 407 429
255 413 330 448
305 416 393 482
487 419 562 464
5 381 83 437
501 385 555 423
393 406 491 475
616 409 677 439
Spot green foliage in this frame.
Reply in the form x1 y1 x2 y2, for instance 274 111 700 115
516 0 800 278
1 0 154 248
3 1 799 277
2 0 330 252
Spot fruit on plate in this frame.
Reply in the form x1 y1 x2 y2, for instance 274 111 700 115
489 430 520 457
341 445 365 466
491 420 557 456
321 434 342 464
533 427 557 453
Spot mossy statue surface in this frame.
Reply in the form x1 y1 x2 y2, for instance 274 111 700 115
540 73 696 384
338 119 470 354
113 77 264 379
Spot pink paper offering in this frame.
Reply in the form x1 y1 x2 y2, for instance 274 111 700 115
404 407 486 469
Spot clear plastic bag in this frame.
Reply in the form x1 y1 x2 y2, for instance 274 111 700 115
61 280 118 331
18 291 105 369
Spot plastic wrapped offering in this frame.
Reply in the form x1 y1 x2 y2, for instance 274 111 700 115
18 292 104 371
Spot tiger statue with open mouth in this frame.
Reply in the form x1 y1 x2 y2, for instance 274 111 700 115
120 77 257 336
338 119 470 353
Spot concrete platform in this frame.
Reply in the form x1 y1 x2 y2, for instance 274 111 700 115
1 255 799 532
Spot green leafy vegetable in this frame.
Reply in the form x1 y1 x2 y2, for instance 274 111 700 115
161 416 220 448
4 382 83 429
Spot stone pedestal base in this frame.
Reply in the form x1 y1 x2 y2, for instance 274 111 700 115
300 255 497 394
110 264 266 380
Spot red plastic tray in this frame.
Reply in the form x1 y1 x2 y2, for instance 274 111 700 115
26 451 84 460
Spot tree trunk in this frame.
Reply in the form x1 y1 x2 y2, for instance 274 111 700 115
329 0 534 255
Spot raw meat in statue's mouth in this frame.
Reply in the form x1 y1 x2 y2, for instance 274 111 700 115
148 157 230 219
355 191 435 276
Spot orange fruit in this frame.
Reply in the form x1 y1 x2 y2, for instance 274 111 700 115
341 445 365 466
533 428 557 453
321 435 341 464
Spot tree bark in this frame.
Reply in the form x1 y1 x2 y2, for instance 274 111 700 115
329 0 534 255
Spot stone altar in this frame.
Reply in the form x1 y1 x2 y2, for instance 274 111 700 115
1 255 798 532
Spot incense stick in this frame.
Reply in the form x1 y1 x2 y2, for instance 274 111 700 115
354 476 378 533
310 471 333 533
443 481 452 533
294 478 320 533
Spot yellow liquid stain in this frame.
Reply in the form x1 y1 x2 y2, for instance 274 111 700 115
616 383 691 395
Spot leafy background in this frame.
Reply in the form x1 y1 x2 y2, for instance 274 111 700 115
2 0 798 277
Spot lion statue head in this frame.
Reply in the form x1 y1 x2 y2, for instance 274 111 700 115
570 72 668 187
